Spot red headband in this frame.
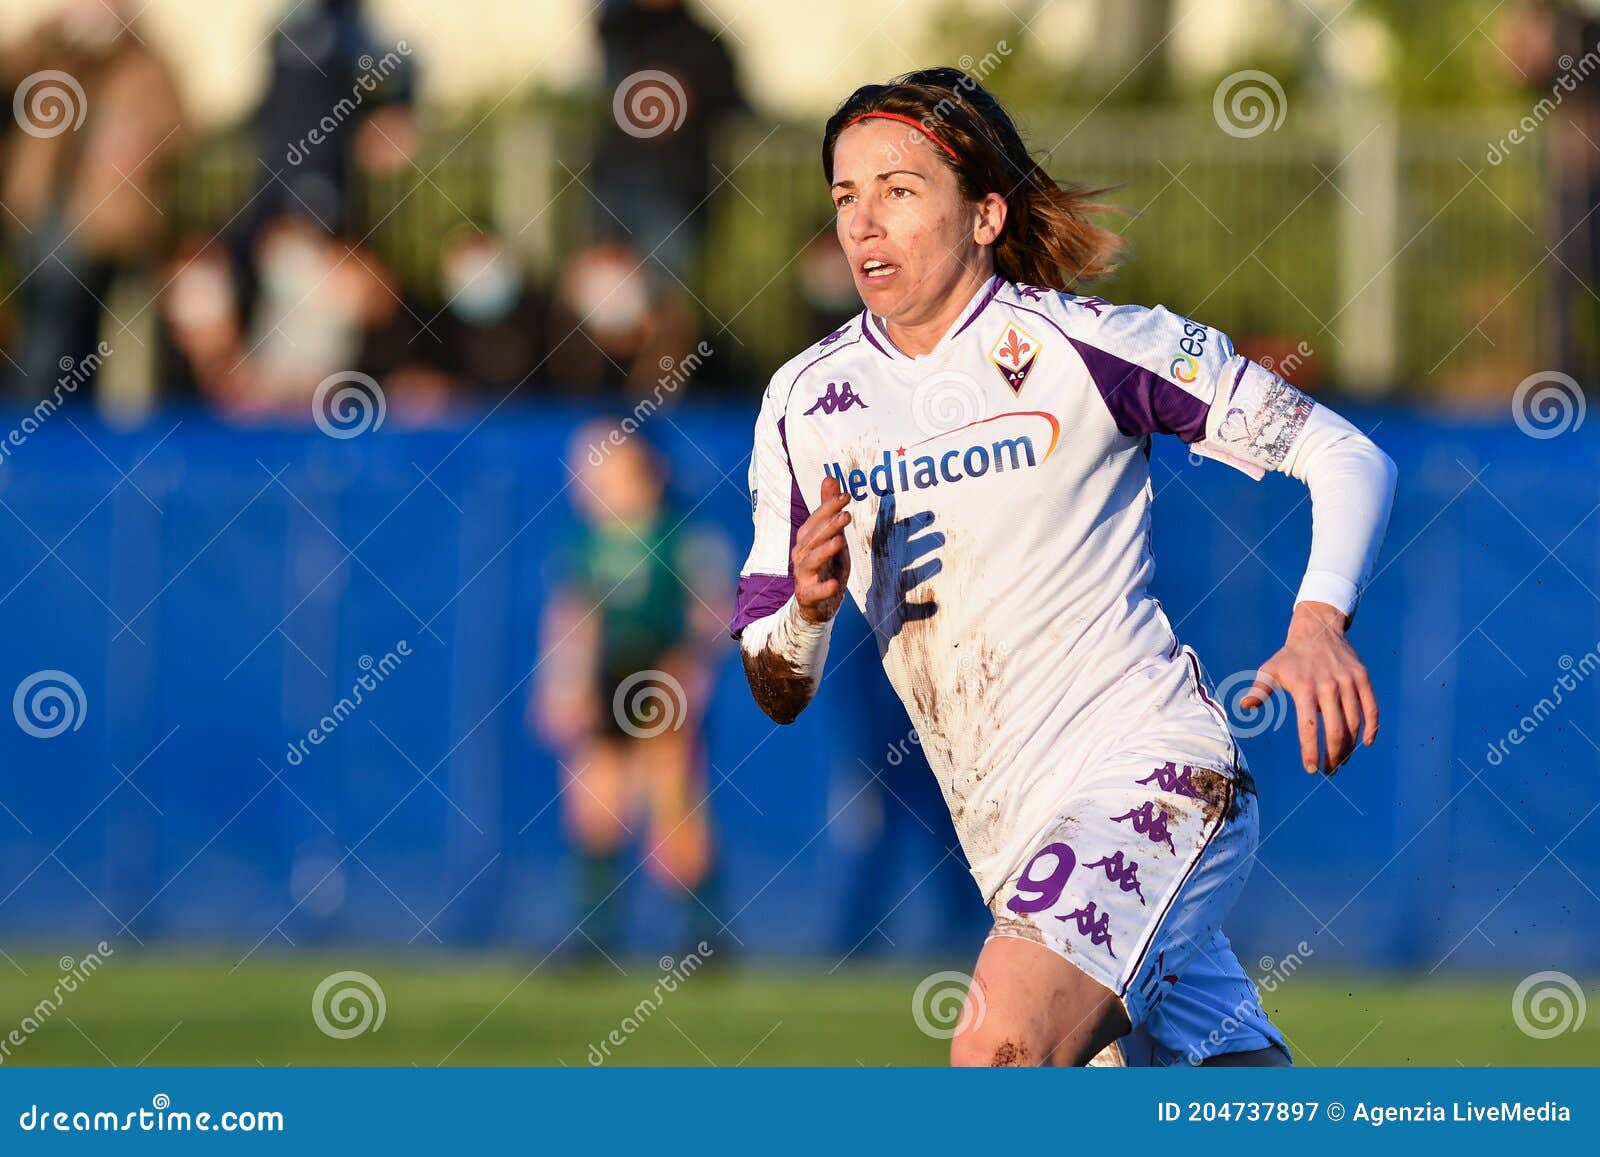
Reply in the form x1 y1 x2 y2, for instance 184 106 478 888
844 111 959 161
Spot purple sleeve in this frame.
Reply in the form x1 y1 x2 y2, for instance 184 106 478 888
1069 337 1227 443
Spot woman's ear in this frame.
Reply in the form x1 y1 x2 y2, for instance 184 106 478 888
972 192 1008 247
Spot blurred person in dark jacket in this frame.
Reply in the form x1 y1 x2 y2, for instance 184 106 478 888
0 0 184 403
546 239 701 399
592 0 747 283
241 0 418 247
390 226 551 404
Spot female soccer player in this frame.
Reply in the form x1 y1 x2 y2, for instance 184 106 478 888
731 69 1396 1067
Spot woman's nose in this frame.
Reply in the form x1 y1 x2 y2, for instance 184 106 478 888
848 198 883 243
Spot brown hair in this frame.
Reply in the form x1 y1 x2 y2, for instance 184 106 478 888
822 68 1123 289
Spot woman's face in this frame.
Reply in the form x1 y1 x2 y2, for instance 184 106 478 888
829 119 1002 328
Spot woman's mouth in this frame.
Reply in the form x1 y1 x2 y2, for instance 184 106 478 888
860 258 900 281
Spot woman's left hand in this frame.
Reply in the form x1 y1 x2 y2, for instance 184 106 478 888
1240 601 1379 775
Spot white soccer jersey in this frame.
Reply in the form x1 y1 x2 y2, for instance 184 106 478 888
733 275 1333 900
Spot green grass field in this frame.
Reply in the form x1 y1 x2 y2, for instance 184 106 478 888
0 954 1592 1067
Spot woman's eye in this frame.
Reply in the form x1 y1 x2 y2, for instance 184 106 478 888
888 186 912 198
834 194 855 209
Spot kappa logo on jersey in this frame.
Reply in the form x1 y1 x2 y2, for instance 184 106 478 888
988 323 1040 394
803 380 868 415
821 411 1060 501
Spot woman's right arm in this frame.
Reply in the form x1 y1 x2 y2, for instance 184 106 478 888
731 387 852 724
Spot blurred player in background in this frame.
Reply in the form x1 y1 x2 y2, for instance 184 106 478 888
732 69 1397 1066
532 423 732 958
0 0 184 404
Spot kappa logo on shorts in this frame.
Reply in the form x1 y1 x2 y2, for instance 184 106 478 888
1137 760 1198 798
989 323 1040 394
1083 849 1146 904
1056 900 1116 959
803 380 868 415
1110 800 1178 855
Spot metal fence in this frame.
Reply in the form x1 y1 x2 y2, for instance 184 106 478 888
156 104 1550 399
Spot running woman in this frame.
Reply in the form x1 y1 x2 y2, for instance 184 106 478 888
731 70 1396 1067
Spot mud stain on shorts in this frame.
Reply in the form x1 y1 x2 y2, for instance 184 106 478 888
988 915 1048 947
1190 768 1250 825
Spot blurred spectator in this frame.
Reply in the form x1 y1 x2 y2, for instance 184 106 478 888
592 0 747 283
158 212 419 421
546 239 700 398
393 225 552 403
529 424 732 956
1497 0 1600 387
0 0 184 404
241 0 418 248
795 230 861 339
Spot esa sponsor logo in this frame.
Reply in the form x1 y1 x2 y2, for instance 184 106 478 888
822 411 1059 501
1168 320 1209 383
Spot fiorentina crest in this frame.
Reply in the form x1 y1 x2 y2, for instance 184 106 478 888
988 323 1040 393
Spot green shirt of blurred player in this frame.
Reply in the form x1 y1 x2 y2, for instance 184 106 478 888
530 423 730 959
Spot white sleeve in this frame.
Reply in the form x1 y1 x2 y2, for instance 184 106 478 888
1276 402 1397 618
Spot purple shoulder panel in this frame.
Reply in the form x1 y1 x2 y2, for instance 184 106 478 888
1067 337 1208 443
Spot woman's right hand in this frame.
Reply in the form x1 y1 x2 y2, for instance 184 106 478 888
791 474 852 624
